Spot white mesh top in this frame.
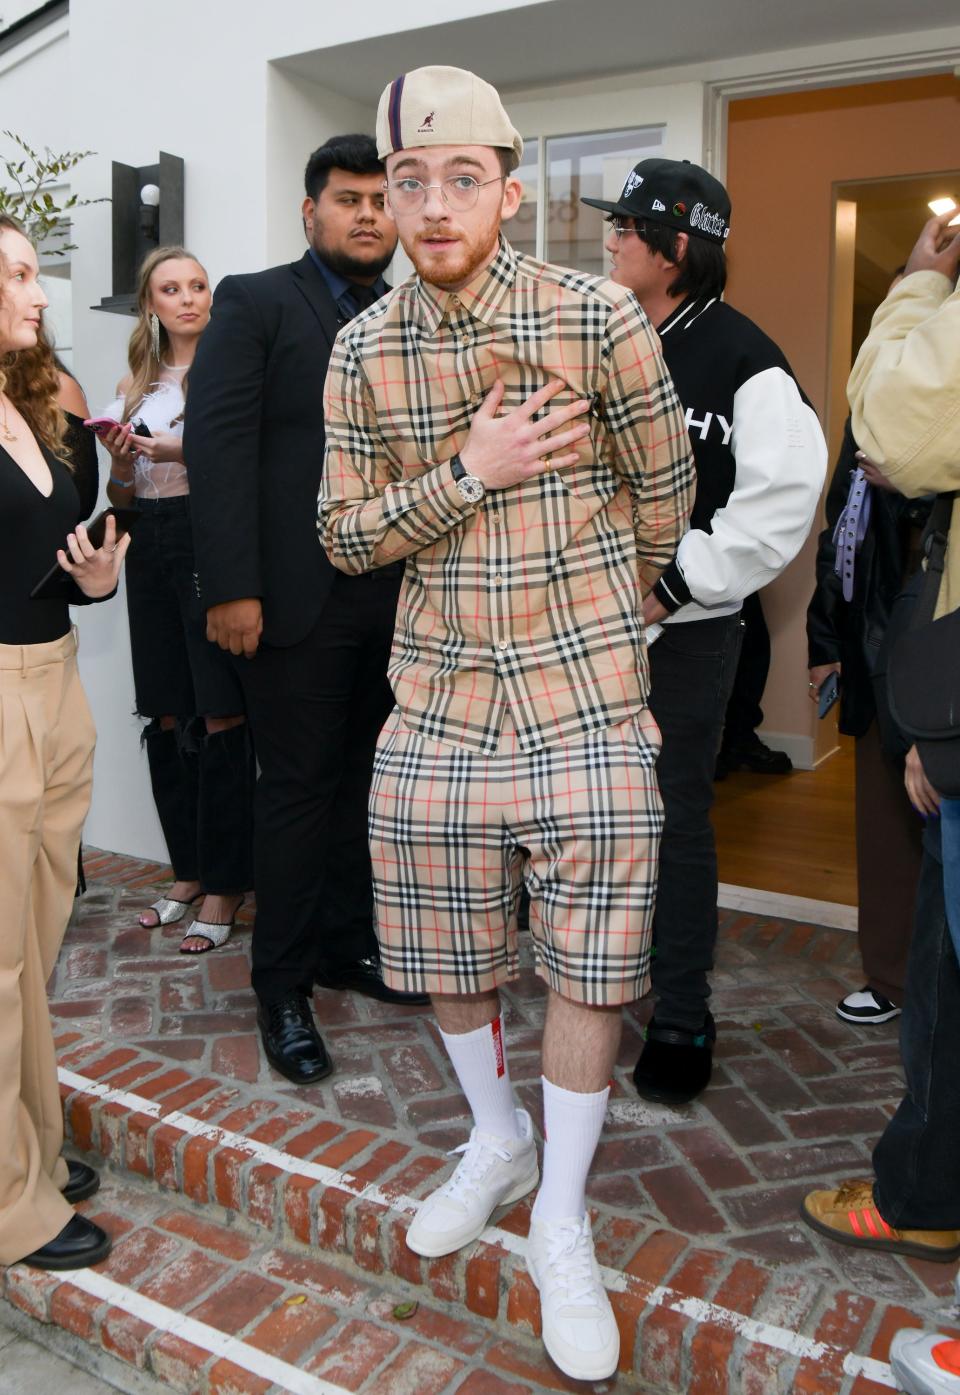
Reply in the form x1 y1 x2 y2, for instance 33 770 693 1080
104 365 188 499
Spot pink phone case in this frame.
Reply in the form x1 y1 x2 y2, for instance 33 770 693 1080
83 416 124 435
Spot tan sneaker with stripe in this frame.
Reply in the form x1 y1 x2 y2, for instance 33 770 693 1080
801 1178 960 1262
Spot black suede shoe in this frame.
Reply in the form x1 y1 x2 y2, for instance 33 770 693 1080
718 737 793 776
633 1012 717 1105
258 995 333 1084
20 1214 111 1271
316 956 429 1007
62 1159 100 1204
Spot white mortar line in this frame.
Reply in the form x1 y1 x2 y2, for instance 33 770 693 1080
717 883 858 932
53 1267 352 1395
58 1065 897 1388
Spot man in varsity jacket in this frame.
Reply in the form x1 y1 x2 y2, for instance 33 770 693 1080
583 159 827 1104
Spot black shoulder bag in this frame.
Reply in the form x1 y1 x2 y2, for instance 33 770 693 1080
887 493 960 797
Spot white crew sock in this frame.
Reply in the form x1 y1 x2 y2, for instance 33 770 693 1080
439 1016 520 1140
531 1075 610 1223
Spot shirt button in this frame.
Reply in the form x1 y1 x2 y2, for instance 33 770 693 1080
450 295 460 306
498 640 509 651
494 575 503 585
491 512 501 522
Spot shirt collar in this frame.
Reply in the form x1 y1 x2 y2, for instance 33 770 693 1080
307 246 387 306
415 236 518 336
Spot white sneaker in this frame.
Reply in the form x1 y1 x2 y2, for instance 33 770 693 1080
890 1328 960 1394
527 1212 619 1381
405 1109 538 1258
836 987 901 1024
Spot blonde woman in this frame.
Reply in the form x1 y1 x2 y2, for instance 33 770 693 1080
99 247 253 953
0 215 126 1270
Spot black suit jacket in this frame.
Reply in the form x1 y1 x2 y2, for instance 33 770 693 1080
184 251 345 647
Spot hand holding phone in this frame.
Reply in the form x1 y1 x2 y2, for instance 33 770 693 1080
30 507 141 600
817 670 840 719
83 416 123 437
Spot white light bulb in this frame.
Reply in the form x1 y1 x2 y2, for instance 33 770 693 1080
928 196 957 216
140 184 160 208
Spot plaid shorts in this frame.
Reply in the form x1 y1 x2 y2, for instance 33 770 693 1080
369 708 663 1006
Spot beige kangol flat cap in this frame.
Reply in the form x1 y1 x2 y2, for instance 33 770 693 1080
377 66 523 169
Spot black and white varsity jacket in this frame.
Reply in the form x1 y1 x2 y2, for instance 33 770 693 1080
650 295 827 625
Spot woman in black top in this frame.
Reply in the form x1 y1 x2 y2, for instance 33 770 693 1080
0 215 127 1272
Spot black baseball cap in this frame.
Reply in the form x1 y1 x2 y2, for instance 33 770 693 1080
581 157 731 245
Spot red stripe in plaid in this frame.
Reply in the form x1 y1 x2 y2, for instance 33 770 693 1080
369 708 663 1006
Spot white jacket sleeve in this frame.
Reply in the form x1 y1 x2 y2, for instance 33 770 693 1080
675 366 827 608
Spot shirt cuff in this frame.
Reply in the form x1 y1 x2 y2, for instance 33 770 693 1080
653 559 691 615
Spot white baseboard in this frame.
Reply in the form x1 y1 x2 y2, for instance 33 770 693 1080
718 882 857 932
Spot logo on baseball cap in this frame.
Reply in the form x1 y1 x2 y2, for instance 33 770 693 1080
582 158 731 245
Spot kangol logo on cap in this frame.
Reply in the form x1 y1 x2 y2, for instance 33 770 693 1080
418 111 436 133
622 170 644 198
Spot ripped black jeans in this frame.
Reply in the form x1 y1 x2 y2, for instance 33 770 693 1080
127 497 254 893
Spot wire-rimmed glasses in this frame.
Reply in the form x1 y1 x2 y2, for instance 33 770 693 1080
384 174 505 214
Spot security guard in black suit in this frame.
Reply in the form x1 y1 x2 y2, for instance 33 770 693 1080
185 134 427 1087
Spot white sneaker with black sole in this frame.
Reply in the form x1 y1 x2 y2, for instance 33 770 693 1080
405 1108 539 1258
527 1212 620 1381
836 987 901 1024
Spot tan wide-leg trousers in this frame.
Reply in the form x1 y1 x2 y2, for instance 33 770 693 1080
0 630 95 1265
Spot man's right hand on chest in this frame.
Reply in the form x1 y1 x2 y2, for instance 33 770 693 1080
206 598 263 658
459 379 592 489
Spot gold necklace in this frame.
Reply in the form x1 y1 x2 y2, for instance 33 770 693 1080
0 394 17 444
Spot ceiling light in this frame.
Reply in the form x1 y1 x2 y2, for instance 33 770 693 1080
928 196 958 216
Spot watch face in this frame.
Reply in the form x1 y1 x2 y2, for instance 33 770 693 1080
456 476 485 505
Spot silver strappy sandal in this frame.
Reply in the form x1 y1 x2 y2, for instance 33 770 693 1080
138 893 202 928
179 896 245 955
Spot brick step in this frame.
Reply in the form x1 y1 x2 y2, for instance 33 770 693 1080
50 1027 917 1394
2 1168 579 1395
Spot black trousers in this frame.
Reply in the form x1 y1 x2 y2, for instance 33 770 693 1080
721 590 769 750
232 569 402 1006
647 613 744 1031
873 824 960 1228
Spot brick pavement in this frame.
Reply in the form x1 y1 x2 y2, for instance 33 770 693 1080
14 845 960 1392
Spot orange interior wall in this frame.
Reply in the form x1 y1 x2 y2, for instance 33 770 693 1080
726 75 960 427
723 75 960 765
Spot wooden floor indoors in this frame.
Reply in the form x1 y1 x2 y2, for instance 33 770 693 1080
713 736 857 906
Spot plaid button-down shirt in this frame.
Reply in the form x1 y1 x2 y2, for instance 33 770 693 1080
320 237 694 755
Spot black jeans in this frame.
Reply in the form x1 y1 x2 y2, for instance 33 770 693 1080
232 568 402 1007
127 498 253 893
721 590 769 750
647 613 743 1032
873 822 960 1228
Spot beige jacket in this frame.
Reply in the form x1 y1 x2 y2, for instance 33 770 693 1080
848 269 960 618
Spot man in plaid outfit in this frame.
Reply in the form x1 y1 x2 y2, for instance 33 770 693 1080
320 65 694 1381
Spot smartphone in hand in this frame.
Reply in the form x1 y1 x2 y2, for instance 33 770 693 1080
30 507 142 600
818 671 840 719
83 416 123 436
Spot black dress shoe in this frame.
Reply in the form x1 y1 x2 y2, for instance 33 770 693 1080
20 1214 111 1271
316 955 430 1006
718 737 793 776
633 1012 716 1105
62 1159 100 1204
258 995 333 1084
